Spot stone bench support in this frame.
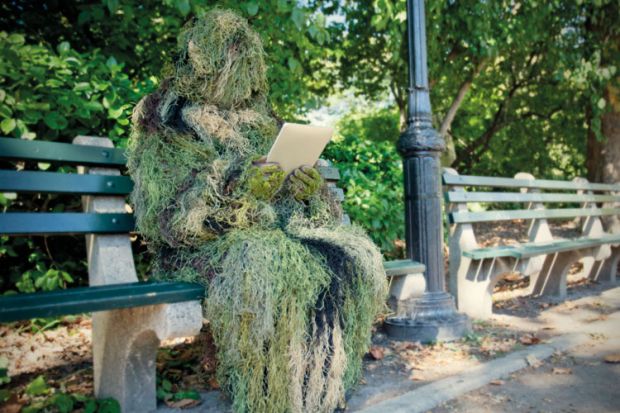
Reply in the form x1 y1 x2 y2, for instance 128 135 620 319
75 136 203 413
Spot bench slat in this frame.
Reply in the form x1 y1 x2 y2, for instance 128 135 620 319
0 213 135 235
317 166 340 181
449 207 620 224
445 191 620 204
329 186 345 201
0 281 204 322
463 234 620 260
442 173 620 192
383 259 425 277
0 170 133 195
0 138 126 166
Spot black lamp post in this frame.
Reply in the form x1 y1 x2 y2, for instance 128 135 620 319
384 0 469 342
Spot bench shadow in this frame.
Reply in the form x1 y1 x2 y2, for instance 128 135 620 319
493 272 619 319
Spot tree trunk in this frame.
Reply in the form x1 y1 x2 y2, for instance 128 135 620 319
587 84 620 232
588 85 620 185
438 60 486 167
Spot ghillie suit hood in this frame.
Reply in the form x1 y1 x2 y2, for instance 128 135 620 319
127 9 387 413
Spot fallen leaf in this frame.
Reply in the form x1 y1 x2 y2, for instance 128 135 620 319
0 394 23 413
604 354 620 364
552 368 572 375
165 398 201 409
526 354 542 368
503 273 522 282
393 239 406 249
409 374 423 381
208 377 220 390
369 346 385 360
519 334 541 345
583 315 608 323
490 379 505 385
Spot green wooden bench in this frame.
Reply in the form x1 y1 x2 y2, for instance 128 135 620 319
0 135 424 411
0 136 206 412
444 168 620 319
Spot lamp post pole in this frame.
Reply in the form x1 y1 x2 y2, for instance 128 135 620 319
385 0 469 342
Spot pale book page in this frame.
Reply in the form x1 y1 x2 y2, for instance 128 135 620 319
266 123 333 174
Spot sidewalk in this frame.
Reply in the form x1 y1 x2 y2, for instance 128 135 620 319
433 335 620 413
354 285 620 413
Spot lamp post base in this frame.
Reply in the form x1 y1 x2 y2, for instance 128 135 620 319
384 291 470 342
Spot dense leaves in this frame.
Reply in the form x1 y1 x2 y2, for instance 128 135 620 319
0 0 339 118
325 108 405 254
0 31 151 144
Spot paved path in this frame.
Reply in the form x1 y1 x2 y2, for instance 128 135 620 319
357 286 620 413
432 335 620 413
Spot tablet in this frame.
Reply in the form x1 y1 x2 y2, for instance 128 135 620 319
266 123 333 174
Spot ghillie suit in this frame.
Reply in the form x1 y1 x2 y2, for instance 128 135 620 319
127 10 387 413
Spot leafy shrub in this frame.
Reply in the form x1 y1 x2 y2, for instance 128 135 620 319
1 373 120 413
325 108 405 256
0 31 154 144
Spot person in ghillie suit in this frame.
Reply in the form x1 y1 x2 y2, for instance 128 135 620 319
127 9 387 413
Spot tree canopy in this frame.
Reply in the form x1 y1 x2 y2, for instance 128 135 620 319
334 0 618 179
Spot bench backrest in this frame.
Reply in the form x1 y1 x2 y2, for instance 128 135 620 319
0 136 135 236
443 169 620 226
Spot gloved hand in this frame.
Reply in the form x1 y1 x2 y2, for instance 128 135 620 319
247 158 286 201
288 166 323 201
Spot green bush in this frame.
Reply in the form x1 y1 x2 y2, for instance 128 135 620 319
0 31 154 144
0 32 154 294
325 108 405 256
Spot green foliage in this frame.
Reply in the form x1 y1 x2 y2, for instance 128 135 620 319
0 32 154 296
0 31 152 144
325 108 404 255
0 0 338 118
0 357 10 386
1 375 121 413
156 377 201 404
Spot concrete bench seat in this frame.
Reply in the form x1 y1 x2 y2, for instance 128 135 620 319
0 281 204 323
444 168 620 319
463 234 620 260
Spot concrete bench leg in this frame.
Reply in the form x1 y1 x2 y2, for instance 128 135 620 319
589 245 620 283
457 258 511 320
93 301 202 413
388 272 426 317
531 250 582 298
